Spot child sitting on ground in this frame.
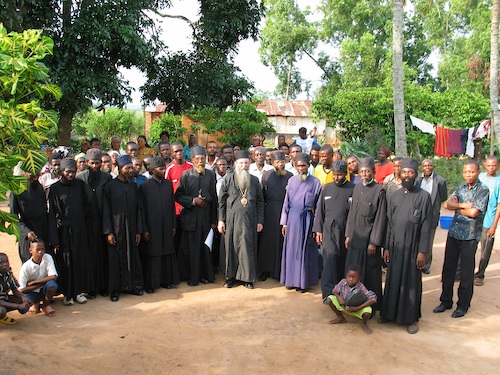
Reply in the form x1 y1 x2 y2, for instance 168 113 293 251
326 264 377 334
18 240 58 317
0 253 32 325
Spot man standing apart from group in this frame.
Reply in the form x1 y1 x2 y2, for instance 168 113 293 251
176 146 217 286
218 150 264 289
345 157 386 311
434 160 489 318
379 158 432 334
280 153 322 293
313 160 355 299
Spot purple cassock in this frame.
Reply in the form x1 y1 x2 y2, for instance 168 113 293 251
280 174 322 290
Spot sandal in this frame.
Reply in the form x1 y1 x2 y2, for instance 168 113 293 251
0 316 17 325
474 278 484 286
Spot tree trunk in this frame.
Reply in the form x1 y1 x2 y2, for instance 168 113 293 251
58 110 73 146
393 0 407 157
492 0 500 152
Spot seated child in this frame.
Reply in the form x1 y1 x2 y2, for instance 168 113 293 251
0 253 32 325
326 264 377 335
18 240 58 317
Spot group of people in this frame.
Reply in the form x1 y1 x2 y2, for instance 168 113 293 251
1 132 498 337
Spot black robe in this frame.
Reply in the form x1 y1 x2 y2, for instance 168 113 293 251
218 172 264 282
48 179 90 297
175 168 217 284
345 181 387 310
139 177 179 289
312 180 355 298
257 169 292 279
10 181 49 263
76 169 112 293
381 187 432 324
102 178 143 293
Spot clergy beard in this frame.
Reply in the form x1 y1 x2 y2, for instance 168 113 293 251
402 178 416 190
361 178 373 186
299 173 307 182
275 168 286 176
195 165 206 174
235 169 250 191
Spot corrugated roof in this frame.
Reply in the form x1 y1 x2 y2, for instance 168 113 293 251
257 100 312 117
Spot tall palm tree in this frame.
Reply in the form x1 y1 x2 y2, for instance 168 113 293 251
393 0 407 157
491 0 500 153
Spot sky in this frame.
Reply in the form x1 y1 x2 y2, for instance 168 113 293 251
122 0 325 107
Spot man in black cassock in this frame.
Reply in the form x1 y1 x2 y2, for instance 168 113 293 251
76 148 112 297
218 150 264 289
140 157 179 293
175 146 217 286
345 157 387 310
313 160 355 299
257 151 292 282
102 155 144 302
11 171 49 263
379 158 432 334
48 158 90 305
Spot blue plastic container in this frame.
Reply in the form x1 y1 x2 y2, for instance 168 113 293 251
440 215 453 230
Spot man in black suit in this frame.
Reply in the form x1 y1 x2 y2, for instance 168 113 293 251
416 159 448 273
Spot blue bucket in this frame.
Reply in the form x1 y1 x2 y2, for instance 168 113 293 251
440 215 453 230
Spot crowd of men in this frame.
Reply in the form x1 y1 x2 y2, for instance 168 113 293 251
2 130 498 336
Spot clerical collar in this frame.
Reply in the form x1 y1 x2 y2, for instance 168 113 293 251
362 179 374 186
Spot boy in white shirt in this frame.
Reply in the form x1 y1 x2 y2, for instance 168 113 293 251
19 240 58 317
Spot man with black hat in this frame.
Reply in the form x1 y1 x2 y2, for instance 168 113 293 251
345 157 387 311
218 150 264 289
48 158 90 305
280 152 322 293
257 151 293 282
76 148 112 297
175 146 217 286
102 155 144 301
139 157 179 293
313 159 355 299
379 158 432 334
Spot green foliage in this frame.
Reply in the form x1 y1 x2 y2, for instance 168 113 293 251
0 24 61 238
149 112 184 146
72 108 144 150
195 102 275 148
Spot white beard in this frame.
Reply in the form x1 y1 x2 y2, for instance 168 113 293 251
235 169 250 191
299 173 307 182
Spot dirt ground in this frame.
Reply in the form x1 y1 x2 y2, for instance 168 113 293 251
1 207 500 375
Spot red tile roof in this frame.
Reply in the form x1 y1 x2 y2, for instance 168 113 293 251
257 100 312 117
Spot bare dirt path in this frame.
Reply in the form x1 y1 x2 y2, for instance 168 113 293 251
1 208 500 374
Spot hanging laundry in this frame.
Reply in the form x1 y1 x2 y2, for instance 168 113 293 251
473 120 490 139
434 126 451 157
448 129 463 154
466 128 475 158
410 115 435 135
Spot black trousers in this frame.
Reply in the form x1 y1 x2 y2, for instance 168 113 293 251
440 236 478 309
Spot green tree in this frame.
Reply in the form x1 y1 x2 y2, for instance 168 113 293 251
491 0 500 151
148 113 184 146
0 25 61 236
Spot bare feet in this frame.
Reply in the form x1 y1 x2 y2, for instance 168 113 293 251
41 305 56 317
361 322 372 335
328 317 346 324
28 303 41 315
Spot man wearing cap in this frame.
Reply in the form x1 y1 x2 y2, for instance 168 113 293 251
76 148 112 297
379 158 432 334
175 146 218 286
280 152 322 293
313 160 355 299
139 157 179 293
218 150 264 289
102 155 144 301
249 147 273 183
345 157 387 311
48 158 90 305
257 151 293 282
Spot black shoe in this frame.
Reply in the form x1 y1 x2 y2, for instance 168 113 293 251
187 280 199 287
258 273 269 282
99 289 109 297
130 289 144 296
161 284 172 289
285 286 295 290
296 288 307 293
433 303 452 313
377 317 390 324
145 288 154 294
243 282 254 289
451 307 468 318
422 268 430 275
87 291 97 299
200 278 210 284
110 291 120 302
223 279 235 288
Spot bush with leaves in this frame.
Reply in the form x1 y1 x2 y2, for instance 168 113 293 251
0 24 61 237
149 112 185 147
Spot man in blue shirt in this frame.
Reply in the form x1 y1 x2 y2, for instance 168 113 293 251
433 160 489 318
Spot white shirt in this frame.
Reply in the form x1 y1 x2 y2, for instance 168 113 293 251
18 254 58 293
216 172 227 197
249 163 274 183
206 156 218 171
420 172 434 195
285 162 299 176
